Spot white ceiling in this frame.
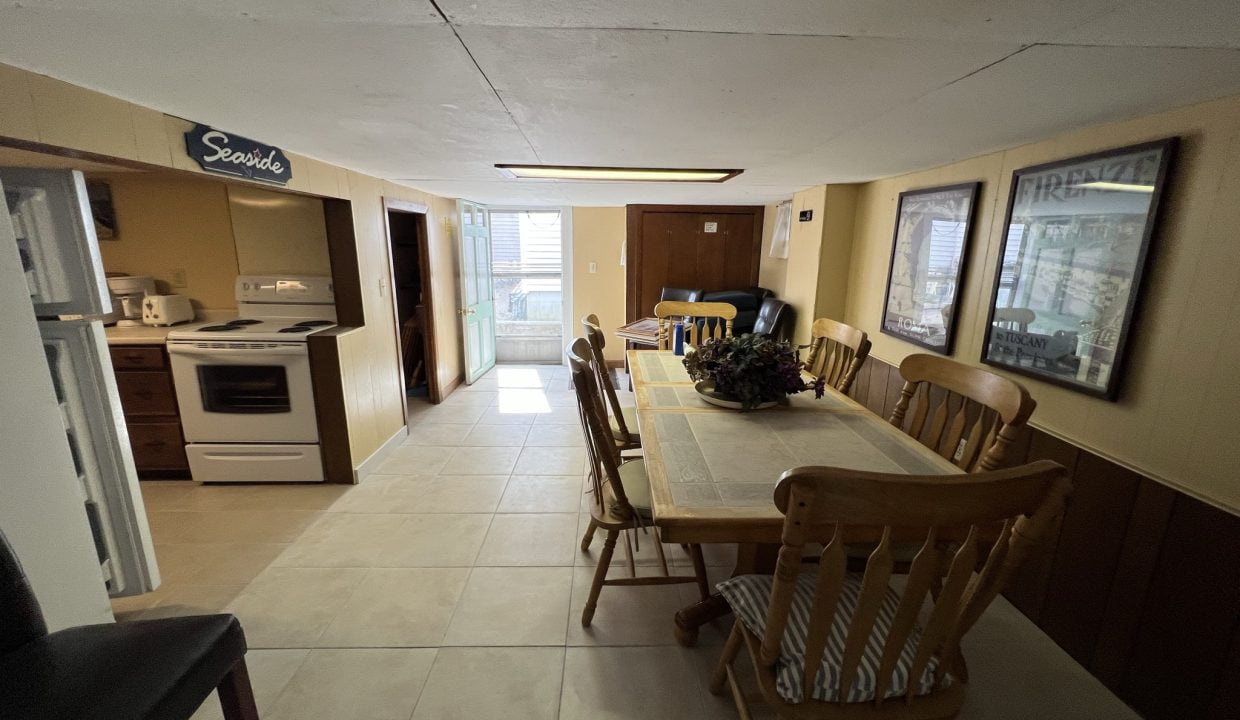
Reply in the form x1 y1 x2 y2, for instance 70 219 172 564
1 0 1238 205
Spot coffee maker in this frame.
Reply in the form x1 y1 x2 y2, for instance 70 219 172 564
106 275 157 327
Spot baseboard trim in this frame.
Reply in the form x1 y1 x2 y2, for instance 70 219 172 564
440 373 465 400
353 424 409 482
606 359 624 369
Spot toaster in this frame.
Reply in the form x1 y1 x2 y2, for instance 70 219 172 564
142 294 195 326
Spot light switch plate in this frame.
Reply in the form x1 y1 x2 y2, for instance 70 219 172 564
589 262 598 273
170 268 188 288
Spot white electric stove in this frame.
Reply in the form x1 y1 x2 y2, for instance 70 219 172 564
166 275 336 483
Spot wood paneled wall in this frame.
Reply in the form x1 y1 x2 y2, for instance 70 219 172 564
848 354 1240 719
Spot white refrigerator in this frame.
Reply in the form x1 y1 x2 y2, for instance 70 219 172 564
0 167 159 630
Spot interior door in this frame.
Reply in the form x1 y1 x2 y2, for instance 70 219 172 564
458 200 496 383
1 168 111 317
625 205 764 321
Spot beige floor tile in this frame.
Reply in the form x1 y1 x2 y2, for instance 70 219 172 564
542 390 578 407
493 388 555 414
459 423 530 446
458 377 498 392
403 423 475 447
191 649 310 720
170 484 351 512
475 513 577 566
441 389 497 407
560 646 711 720
493 367 548 388
149 543 213 584
442 567 572 646
172 542 289 584
441 445 521 475
411 403 488 426
225 567 366 648
318 568 470 647
498 475 584 513
566 566 700 646
274 514 407 567
532 406 584 425
377 514 492 567
147 510 321 544
412 647 564 720
138 584 248 619
409 475 510 513
267 648 436 720
523 423 585 446
513 446 587 475
373 445 455 475
475 406 539 425
139 480 196 510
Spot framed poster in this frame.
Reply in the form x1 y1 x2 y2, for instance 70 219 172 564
880 182 980 354
980 138 1177 400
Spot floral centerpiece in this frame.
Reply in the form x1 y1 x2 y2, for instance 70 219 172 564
682 334 824 410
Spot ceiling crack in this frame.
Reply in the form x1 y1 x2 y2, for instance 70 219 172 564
427 0 543 163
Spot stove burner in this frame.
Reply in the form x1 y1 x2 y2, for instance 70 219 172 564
199 324 242 332
226 319 262 326
294 320 333 327
278 326 314 333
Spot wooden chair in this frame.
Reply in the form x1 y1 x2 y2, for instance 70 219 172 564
654 300 736 350
711 460 1071 719
804 318 871 395
581 314 639 450
889 354 1036 472
568 338 710 626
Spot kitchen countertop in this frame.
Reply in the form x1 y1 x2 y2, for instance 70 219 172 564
104 325 179 345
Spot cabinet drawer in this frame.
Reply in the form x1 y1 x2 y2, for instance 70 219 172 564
110 346 166 370
116 371 179 416
127 422 187 470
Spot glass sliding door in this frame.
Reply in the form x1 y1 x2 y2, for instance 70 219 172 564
489 209 565 363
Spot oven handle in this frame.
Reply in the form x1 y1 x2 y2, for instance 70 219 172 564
166 343 308 357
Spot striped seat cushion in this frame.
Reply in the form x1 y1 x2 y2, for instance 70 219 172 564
717 572 941 704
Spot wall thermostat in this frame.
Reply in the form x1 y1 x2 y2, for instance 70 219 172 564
798 210 813 222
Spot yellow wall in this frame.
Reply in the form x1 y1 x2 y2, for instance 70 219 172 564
0 63 462 466
227 184 331 276
783 185 828 344
843 93 1240 513
94 173 240 311
814 185 859 322
571 206 627 363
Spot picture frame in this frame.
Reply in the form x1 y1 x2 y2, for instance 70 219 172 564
980 138 1177 400
880 181 980 354
86 180 118 240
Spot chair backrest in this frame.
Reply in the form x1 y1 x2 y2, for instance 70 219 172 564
752 298 794 341
889 354 1036 472
580 314 629 439
759 460 1070 706
804 318 871 394
0 528 49 655
567 338 636 519
654 301 736 350
660 287 703 304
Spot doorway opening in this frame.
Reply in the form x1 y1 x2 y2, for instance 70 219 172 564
489 208 569 364
383 198 441 410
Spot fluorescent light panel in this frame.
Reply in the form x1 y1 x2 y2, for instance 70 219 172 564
496 164 741 183
1074 181 1155 193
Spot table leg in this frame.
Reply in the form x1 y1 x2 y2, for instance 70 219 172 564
673 543 778 647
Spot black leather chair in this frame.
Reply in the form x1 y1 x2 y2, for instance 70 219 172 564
753 297 794 342
0 529 259 720
659 287 703 303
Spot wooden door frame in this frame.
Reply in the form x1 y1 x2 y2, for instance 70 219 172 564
382 197 443 408
624 204 765 321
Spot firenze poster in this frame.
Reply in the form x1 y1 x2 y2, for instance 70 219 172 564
881 182 979 354
981 139 1176 399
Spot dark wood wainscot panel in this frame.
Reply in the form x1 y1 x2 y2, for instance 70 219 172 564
846 354 1240 719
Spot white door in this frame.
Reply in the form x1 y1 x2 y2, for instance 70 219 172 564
40 320 159 597
1 168 111 317
459 200 496 383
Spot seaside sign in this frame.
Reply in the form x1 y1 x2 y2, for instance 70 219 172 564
184 124 292 185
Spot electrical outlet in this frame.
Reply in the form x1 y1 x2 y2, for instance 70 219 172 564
170 268 188 288
589 262 598 274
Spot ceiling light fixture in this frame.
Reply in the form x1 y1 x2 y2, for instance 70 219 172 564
1073 181 1155 193
495 164 742 183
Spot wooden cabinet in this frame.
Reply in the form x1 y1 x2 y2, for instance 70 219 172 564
110 344 189 477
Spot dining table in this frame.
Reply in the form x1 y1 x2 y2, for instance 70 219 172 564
627 349 963 646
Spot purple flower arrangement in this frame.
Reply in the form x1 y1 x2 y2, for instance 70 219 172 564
683 334 825 410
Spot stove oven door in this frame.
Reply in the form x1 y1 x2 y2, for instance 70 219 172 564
167 341 318 443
